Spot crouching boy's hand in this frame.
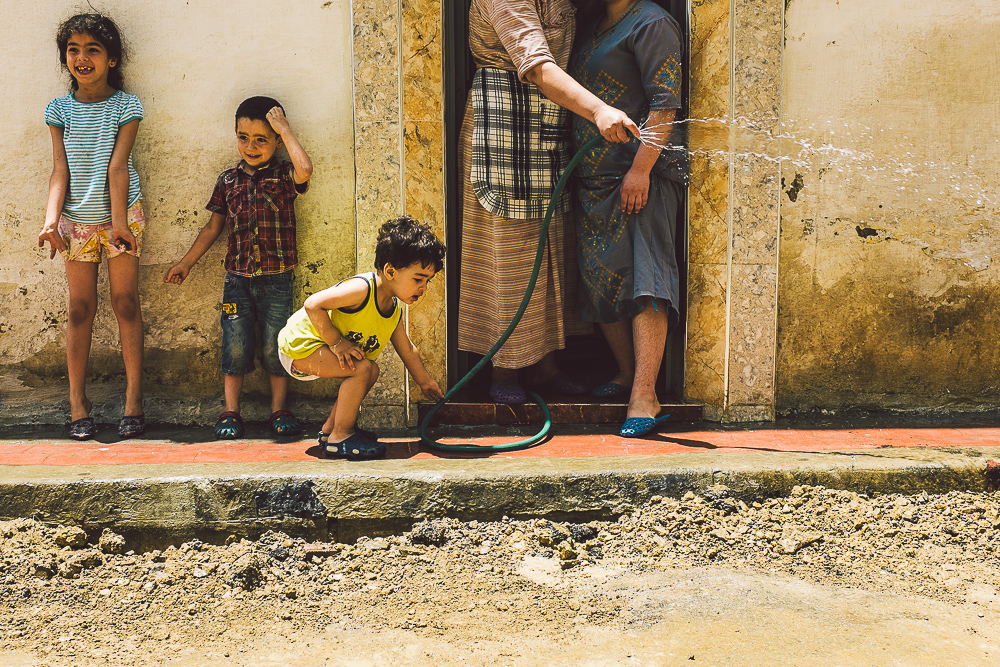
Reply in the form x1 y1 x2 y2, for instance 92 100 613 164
332 339 366 371
420 378 444 401
390 322 444 401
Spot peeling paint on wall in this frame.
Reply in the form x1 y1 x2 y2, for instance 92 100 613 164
778 0 1000 411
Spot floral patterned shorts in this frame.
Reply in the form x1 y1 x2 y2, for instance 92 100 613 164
59 201 145 263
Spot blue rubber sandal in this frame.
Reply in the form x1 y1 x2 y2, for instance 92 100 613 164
319 428 379 442
319 431 386 461
214 411 244 439
619 414 672 438
591 382 631 399
270 410 304 437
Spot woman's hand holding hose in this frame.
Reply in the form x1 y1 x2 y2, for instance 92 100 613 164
593 105 641 143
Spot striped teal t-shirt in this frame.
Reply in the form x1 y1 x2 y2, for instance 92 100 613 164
44 90 144 225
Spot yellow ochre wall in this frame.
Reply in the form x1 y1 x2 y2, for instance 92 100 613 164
776 0 1000 412
0 0 445 428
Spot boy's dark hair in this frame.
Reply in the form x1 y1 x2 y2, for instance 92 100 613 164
374 216 446 273
236 96 284 126
56 14 126 91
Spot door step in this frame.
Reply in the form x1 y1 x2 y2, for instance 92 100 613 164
418 395 701 426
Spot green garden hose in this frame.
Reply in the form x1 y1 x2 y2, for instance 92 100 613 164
419 134 602 452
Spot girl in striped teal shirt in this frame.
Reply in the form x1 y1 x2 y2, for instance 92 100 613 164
37 14 146 441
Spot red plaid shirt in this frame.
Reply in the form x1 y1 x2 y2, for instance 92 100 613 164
207 160 306 276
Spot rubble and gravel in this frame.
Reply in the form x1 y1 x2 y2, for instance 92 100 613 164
2 485 1000 665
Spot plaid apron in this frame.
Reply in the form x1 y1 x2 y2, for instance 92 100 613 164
470 67 572 219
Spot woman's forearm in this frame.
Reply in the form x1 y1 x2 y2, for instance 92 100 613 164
629 109 676 174
524 62 640 142
524 62 604 122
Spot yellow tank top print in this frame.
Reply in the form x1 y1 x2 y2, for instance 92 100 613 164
278 273 402 361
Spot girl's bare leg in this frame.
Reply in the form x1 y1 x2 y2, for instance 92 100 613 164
490 366 519 384
525 351 560 385
627 297 669 420
64 261 99 421
107 252 143 417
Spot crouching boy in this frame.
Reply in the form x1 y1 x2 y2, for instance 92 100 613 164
277 216 446 460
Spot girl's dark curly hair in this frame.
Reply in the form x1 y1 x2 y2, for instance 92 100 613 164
56 14 127 91
374 215 446 273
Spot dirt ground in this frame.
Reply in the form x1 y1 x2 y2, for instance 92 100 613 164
2 485 999 665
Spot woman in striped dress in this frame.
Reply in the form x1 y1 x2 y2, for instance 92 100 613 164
458 0 639 403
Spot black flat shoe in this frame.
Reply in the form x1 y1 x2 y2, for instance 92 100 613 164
69 417 95 441
119 415 145 438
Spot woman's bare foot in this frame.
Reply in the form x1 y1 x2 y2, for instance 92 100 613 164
626 391 661 420
70 397 92 422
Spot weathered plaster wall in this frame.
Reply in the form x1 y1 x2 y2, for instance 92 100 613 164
778 0 1000 411
0 1 358 424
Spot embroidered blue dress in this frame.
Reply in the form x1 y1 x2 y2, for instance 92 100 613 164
570 0 685 323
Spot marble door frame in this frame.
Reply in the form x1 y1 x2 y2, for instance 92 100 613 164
351 0 446 428
685 0 783 422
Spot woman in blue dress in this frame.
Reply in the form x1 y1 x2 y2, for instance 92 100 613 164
570 0 686 437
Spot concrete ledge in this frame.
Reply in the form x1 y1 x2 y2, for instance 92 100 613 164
1 446 997 547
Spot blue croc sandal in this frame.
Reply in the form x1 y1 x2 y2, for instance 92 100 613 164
270 410 304 437
619 414 672 438
320 431 386 461
214 411 244 440
319 428 379 442
591 382 631 399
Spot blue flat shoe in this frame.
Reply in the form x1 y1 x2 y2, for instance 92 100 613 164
619 414 671 438
591 382 631 399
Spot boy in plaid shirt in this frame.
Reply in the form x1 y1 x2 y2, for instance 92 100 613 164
164 96 313 439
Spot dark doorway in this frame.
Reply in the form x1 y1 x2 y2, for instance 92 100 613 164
443 0 690 402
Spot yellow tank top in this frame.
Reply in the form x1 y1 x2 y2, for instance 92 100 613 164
278 273 402 361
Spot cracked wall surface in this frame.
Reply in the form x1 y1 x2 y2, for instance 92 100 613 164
778 0 1000 410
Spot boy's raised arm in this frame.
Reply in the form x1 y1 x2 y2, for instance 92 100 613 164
390 322 443 400
164 212 226 284
266 107 313 185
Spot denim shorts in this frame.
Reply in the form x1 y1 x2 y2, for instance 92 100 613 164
220 271 294 376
